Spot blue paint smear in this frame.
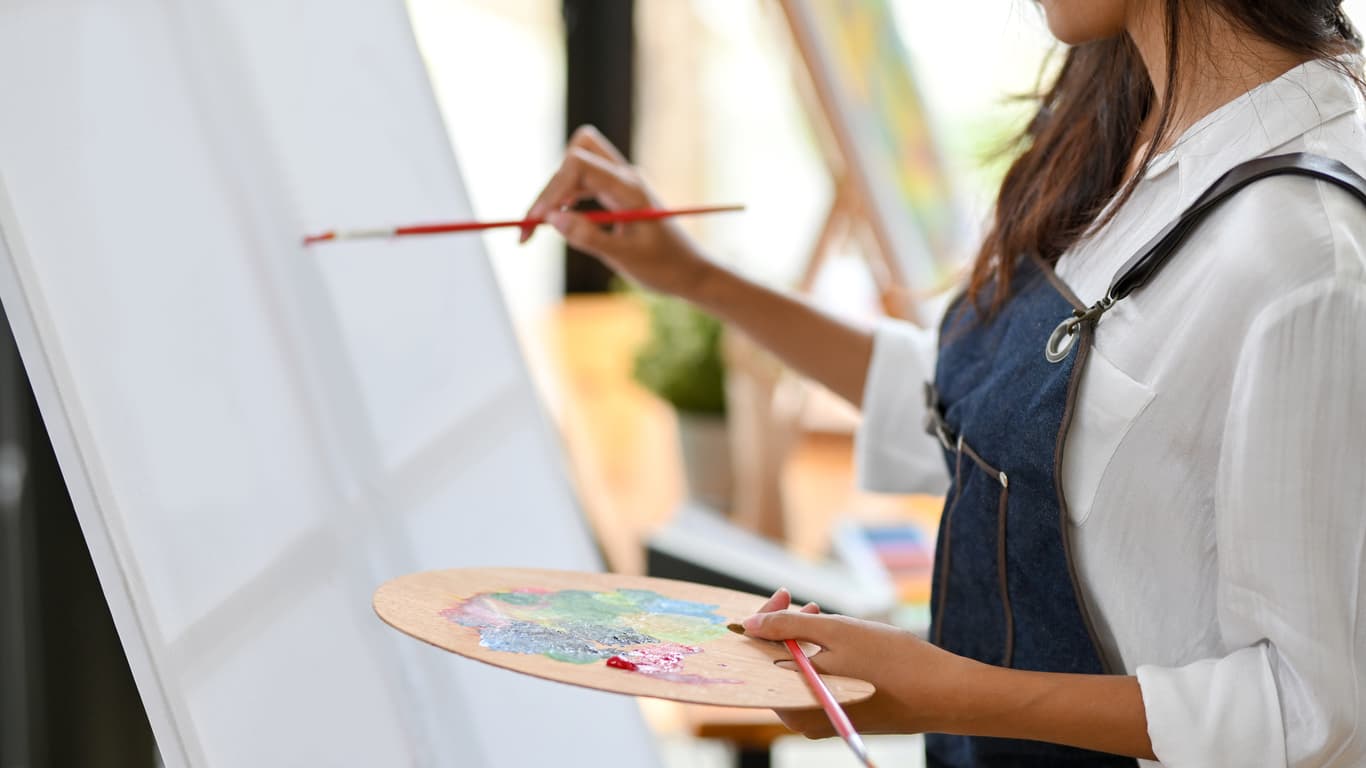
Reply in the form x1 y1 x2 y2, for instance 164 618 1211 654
476 619 662 664
478 621 607 664
620 590 726 623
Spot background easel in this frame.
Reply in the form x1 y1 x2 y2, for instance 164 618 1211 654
723 0 962 542
793 171 914 320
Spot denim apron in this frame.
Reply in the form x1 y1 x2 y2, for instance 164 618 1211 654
920 153 1366 767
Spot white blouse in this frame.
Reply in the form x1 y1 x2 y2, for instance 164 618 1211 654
856 58 1366 767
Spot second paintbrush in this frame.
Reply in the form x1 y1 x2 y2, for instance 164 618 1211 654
302 203 744 246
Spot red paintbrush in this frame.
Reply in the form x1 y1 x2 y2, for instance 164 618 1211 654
301 204 744 246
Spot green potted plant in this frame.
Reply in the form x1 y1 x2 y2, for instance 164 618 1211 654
632 294 732 511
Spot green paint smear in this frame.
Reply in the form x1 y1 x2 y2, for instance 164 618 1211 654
542 589 641 623
625 613 728 645
492 591 545 606
546 649 603 664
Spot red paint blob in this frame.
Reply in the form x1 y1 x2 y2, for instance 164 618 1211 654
605 655 639 671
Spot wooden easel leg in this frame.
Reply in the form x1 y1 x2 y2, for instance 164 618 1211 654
797 182 852 293
723 330 801 542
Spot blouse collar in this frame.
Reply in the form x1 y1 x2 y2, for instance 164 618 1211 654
1141 56 1364 204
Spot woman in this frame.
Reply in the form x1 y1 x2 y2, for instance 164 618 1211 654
523 1 1366 765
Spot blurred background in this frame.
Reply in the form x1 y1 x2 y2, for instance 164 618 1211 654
5 1 1363 767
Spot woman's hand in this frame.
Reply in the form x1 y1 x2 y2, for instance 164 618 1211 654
743 590 978 738
744 590 1156 759
522 125 713 299
526 128 877 409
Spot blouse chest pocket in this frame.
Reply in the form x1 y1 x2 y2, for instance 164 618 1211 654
1062 343 1155 526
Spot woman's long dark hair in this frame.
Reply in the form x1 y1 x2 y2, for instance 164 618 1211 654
968 0 1362 313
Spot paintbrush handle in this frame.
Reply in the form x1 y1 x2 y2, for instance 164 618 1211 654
302 204 744 245
784 639 878 768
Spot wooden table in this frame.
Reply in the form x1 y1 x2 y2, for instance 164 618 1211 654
527 294 938 763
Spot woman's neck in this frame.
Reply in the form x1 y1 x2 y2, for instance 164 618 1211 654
1125 3 1316 156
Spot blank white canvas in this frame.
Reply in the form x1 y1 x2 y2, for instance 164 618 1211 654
0 1 658 766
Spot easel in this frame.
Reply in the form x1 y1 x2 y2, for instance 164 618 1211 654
723 0 956 542
794 176 915 320
780 0 933 322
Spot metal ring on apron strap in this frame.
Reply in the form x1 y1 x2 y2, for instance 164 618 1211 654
1045 296 1112 363
1044 316 1082 363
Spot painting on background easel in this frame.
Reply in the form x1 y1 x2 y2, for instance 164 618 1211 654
777 0 964 321
718 0 965 542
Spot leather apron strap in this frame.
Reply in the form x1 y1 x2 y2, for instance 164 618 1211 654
1045 152 1366 362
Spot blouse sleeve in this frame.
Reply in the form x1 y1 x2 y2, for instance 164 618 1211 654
1136 278 1366 767
854 317 951 495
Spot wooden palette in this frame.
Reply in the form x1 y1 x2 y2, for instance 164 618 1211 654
373 568 876 708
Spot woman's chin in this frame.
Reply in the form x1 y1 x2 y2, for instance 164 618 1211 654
1037 0 1128 45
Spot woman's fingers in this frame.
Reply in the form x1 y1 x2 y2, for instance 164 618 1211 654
742 609 843 645
775 646 840 676
754 590 817 615
569 124 628 164
756 588 792 614
521 126 627 242
546 210 614 257
521 147 644 243
751 591 818 622
774 709 836 740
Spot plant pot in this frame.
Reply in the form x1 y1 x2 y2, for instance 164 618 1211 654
675 412 733 512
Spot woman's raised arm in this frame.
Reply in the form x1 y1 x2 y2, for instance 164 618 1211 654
522 125 875 408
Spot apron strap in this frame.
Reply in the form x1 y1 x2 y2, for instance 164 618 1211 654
1108 152 1366 302
1045 152 1366 363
